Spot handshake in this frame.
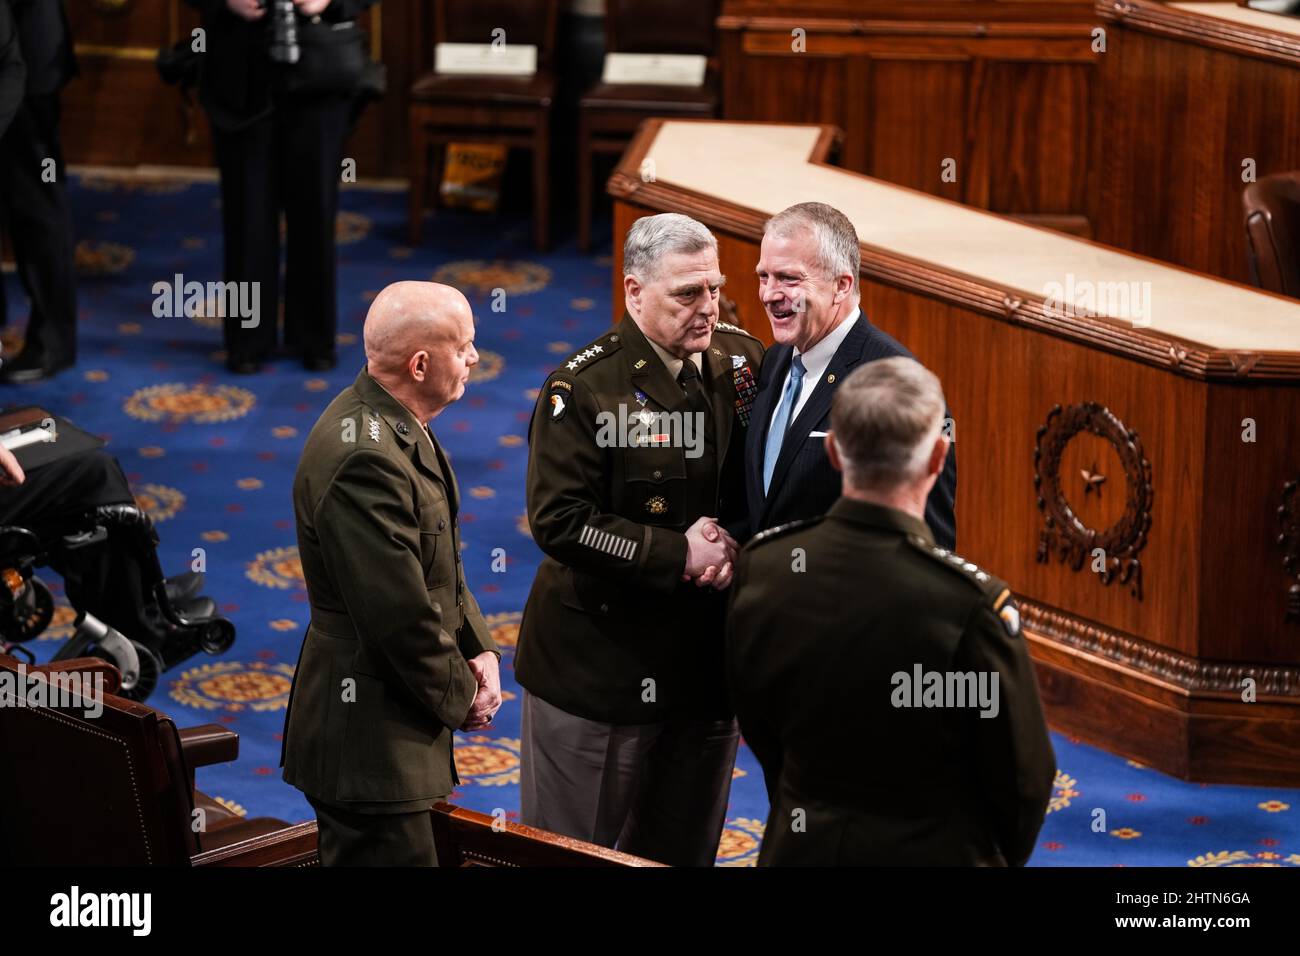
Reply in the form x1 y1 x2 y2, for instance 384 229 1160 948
682 516 740 591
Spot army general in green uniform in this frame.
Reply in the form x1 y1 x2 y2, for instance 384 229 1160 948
727 357 1055 866
516 213 765 866
281 281 501 866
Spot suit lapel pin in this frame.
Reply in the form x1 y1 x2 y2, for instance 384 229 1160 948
827 373 836 384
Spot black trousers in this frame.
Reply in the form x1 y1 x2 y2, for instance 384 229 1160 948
0 449 153 640
212 92 353 363
0 92 77 362
307 796 439 867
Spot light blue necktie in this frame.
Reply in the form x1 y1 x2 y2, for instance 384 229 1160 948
763 354 805 495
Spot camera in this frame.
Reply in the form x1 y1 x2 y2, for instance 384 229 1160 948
264 0 300 65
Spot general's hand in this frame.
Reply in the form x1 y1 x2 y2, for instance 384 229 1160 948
226 0 265 20
459 651 501 731
0 443 24 487
683 517 736 587
293 0 333 15
681 515 733 582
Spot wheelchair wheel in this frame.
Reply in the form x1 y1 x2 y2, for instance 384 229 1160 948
92 639 162 702
199 617 235 656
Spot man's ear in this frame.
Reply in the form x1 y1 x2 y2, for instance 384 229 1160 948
825 431 843 474
409 349 429 382
927 434 950 478
832 271 854 304
623 273 642 318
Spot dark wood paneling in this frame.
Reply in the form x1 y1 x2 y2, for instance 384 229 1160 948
719 0 1097 227
1094 0 1300 284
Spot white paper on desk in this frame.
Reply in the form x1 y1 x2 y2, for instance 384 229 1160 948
435 42 538 76
1 425 55 450
601 53 707 87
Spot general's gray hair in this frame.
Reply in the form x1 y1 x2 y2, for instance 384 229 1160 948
831 357 946 491
764 201 860 296
623 213 718 282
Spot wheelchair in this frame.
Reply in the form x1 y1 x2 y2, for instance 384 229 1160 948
0 502 235 701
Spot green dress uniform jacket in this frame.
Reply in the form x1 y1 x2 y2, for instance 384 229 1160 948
516 315 765 724
281 368 498 812
727 498 1056 865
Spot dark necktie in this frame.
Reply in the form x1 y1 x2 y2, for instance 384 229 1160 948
677 359 712 417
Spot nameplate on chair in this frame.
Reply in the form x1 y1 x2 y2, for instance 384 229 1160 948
434 42 538 76
602 53 707 87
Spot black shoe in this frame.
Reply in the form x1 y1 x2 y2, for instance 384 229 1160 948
163 570 205 605
225 356 263 375
0 350 74 384
302 354 337 372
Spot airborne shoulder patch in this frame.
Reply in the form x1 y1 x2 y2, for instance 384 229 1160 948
547 382 571 422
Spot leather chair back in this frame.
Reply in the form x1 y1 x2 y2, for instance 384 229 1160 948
0 654 199 865
1244 172 1300 297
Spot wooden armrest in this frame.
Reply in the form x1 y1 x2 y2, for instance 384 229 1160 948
29 657 121 696
191 820 319 867
179 724 239 768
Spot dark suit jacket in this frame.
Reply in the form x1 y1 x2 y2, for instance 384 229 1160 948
185 0 375 131
0 1 23 137
4 0 75 96
281 368 498 812
744 313 957 548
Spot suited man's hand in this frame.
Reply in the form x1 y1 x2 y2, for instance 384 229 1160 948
460 651 501 731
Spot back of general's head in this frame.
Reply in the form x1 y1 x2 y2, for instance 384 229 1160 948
830 357 947 493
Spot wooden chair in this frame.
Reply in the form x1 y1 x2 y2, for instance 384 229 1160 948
577 0 721 251
0 654 315 866
430 802 664 866
1244 172 1300 298
407 0 560 251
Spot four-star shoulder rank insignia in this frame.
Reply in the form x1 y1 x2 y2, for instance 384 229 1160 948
367 416 382 442
565 344 604 371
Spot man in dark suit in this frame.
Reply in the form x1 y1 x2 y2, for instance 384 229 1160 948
746 201 956 548
0 1 23 138
728 357 1055 865
0 0 78 383
281 281 501 866
516 213 765 866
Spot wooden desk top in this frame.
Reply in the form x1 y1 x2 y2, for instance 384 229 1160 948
612 119 1300 379
1099 0 1300 63
1170 2 1300 36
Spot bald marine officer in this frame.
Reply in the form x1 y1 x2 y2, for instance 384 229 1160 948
516 213 765 866
727 357 1055 866
281 281 502 866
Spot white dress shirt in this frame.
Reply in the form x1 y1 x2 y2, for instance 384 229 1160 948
768 307 861 433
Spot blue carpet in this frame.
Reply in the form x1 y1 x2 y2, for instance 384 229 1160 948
6 174 1298 866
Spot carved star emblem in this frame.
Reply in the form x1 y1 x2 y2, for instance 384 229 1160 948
1080 463 1107 495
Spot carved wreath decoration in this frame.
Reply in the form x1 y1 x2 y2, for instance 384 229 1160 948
1280 479 1300 623
1033 402 1152 599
